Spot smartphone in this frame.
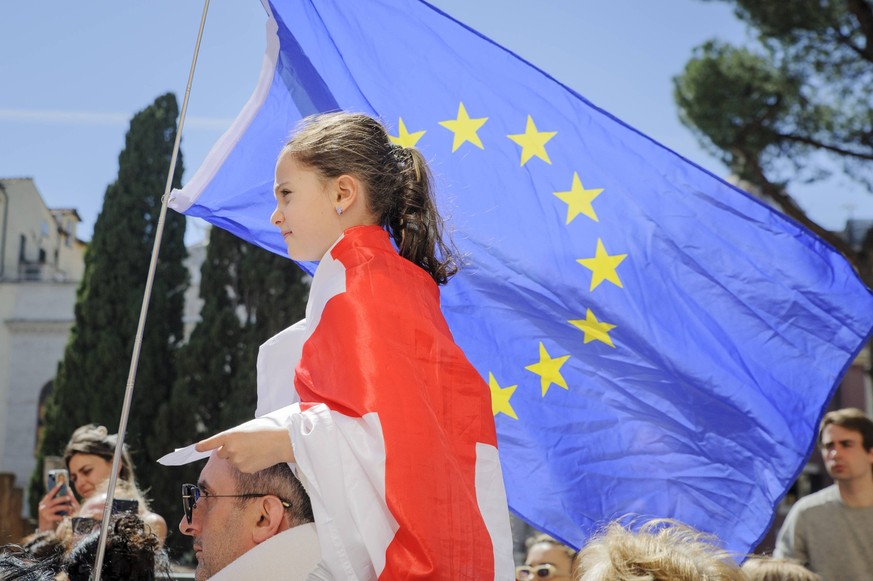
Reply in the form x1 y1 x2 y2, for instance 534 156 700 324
111 498 139 514
47 468 70 516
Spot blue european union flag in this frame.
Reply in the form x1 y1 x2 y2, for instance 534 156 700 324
170 0 873 554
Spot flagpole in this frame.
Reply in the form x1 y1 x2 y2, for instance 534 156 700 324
91 1 211 578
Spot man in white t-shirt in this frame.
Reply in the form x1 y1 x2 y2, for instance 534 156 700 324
774 407 873 580
178 452 320 580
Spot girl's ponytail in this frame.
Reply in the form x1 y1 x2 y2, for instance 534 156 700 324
385 145 457 285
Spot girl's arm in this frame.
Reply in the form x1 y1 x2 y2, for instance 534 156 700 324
195 422 296 473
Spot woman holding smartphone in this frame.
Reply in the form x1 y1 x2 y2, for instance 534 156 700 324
37 424 167 544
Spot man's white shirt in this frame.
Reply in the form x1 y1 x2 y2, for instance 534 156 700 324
210 523 321 581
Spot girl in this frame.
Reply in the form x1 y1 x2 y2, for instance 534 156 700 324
195 112 513 579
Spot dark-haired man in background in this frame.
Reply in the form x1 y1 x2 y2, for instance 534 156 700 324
774 407 873 580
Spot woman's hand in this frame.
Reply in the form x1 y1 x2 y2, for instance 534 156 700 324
37 484 80 531
196 423 295 473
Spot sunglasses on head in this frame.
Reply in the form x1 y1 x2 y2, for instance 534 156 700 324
516 563 568 580
71 517 100 537
70 498 139 537
181 483 291 524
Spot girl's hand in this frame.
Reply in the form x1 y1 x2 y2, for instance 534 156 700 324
37 484 80 531
195 423 295 473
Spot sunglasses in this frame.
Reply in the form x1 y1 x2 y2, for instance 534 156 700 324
71 517 100 537
181 483 291 524
516 564 569 580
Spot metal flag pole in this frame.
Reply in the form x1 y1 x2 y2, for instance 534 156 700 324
92 1 211 578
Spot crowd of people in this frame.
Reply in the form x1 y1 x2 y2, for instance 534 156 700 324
6 406 865 580
519 525 822 581
1 425 170 580
512 406 873 581
4 390 865 581
3 112 871 580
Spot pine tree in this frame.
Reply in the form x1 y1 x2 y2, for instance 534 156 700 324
152 227 308 557
674 0 873 262
31 93 188 513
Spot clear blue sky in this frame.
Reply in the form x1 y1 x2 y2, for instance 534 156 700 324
1 1 864 242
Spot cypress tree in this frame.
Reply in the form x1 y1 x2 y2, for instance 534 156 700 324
150 226 245 555
673 1 873 263
153 226 308 557
31 93 188 515
230 237 310 413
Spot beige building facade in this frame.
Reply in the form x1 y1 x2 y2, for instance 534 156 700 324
0 178 85 505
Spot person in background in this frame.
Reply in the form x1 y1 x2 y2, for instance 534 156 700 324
6 500 166 580
19 530 64 563
63 512 170 581
0 545 58 581
773 408 873 580
741 557 821 581
516 534 576 580
37 424 167 544
61 479 164 546
574 518 746 581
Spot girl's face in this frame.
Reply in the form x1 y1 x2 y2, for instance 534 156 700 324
68 453 114 499
272 154 345 262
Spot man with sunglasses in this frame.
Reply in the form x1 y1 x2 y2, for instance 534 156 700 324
178 451 319 580
516 535 575 580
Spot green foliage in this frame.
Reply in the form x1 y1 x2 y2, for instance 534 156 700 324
674 0 873 260
152 227 308 559
713 0 871 86
31 93 187 515
675 41 802 175
29 91 308 561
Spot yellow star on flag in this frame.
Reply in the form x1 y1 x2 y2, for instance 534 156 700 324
525 342 570 397
577 238 628 291
554 172 604 224
569 308 617 348
389 117 426 148
438 102 488 152
488 372 518 419
507 115 557 165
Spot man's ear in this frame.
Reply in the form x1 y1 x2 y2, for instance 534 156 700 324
251 496 288 544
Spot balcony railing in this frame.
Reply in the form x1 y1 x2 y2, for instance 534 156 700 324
14 261 67 282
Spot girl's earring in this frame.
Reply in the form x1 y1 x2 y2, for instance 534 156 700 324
336 206 343 216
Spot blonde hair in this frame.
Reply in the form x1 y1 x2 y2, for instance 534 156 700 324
741 557 820 581
84 478 151 513
55 479 148 546
575 519 747 581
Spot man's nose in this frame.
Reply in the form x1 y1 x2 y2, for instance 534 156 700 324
179 514 198 536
